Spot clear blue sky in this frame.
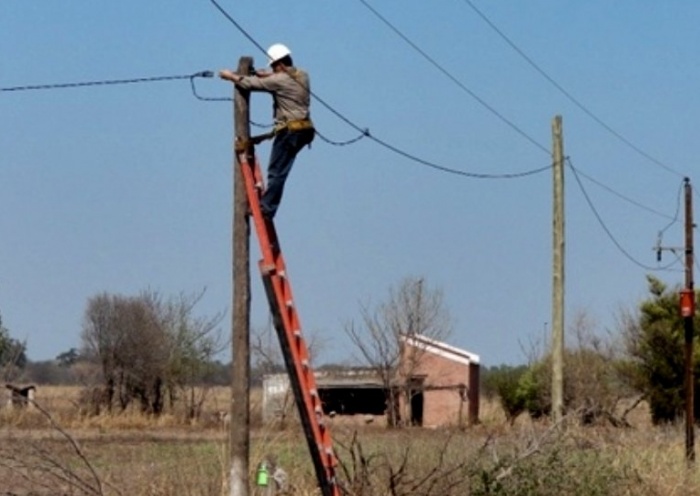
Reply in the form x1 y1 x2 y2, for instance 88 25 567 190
1 1 698 366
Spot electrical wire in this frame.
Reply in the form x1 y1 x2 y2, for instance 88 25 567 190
315 129 369 147
0 69 285 128
208 0 268 55
208 0 551 179
368 134 552 179
1 72 210 93
356 2 694 231
656 180 685 237
650 179 686 270
567 157 680 272
189 76 275 129
189 74 232 102
460 0 686 179
358 0 550 156
190 70 362 136
573 168 678 222
465 0 698 270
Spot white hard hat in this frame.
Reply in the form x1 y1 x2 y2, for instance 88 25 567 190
267 43 291 66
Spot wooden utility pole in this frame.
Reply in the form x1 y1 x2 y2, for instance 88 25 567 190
551 115 565 423
682 177 695 463
230 56 253 496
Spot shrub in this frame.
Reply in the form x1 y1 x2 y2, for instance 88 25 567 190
482 365 528 423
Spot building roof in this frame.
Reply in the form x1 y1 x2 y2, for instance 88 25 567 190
400 334 480 365
263 368 385 389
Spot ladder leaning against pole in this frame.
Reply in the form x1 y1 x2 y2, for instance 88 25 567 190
235 139 340 496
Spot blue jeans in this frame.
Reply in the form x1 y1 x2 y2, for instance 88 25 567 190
261 127 315 218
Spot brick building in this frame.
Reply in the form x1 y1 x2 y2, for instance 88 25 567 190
262 334 480 427
398 334 480 427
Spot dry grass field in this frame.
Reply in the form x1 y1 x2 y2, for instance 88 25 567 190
1 385 700 495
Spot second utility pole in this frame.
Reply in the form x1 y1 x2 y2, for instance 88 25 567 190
551 115 565 423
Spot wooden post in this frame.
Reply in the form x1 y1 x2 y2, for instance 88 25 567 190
683 177 695 463
230 56 253 496
551 115 565 423
467 362 480 425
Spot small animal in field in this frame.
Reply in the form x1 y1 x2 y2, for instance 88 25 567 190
5 384 36 408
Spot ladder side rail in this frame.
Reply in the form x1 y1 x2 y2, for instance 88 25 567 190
263 262 323 431
262 244 339 489
268 259 337 451
261 274 336 496
237 151 276 264
237 150 340 496
274 266 337 459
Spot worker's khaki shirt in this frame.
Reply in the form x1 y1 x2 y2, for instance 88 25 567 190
237 68 311 125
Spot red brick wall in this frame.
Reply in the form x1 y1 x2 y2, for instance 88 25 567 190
401 344 470 427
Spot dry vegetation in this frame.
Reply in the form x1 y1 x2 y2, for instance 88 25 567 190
1 386 699 495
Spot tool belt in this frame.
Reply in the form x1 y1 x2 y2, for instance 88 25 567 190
236 119 314 152
275 118 314 133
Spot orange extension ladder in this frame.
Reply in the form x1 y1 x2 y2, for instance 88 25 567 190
236 141 340 496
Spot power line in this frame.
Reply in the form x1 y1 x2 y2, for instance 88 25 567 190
368 135 553 179
208 0 551 180
189 72 371 139
358 0 550 155
354 2 692 224
651 180 685 266
1 65 364 142
567 157 680 272
315 129 370 147
460 0 686 179
189 73 232 102
573 168 677 221
656 180 685 236
208 0 268 56
458 0 693 253
1 72 210 93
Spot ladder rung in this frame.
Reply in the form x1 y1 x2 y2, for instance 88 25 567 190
260 263 276 275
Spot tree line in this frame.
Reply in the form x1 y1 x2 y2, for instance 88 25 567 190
2 274 700 425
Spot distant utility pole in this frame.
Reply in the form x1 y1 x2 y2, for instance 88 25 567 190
682 177 695 463
551 115 565 423
230 56 253 496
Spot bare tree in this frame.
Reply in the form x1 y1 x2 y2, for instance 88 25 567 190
80 289 224 417
345 277 452 427
159 290 226 420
